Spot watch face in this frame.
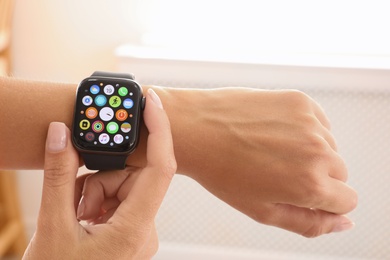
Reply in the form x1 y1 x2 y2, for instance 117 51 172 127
72 77 143 154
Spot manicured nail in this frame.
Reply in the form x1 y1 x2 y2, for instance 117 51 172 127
332 217 355 233
77 196 85 219
46 122 67 152
148 88 163 109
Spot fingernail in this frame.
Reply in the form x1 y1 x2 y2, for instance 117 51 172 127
77 196 85 219
46 122 67 152
148 88 163 109
332 217 355 233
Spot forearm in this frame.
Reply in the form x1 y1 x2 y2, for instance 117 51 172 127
0 76 204 174
0 77 76 169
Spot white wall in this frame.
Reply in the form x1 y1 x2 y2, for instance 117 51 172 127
11 0 142 238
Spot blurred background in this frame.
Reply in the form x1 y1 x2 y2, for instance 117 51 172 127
1 0 390 259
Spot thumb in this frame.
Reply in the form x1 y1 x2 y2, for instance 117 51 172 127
110 89 176 228
267 204 355 237
39 122 79 225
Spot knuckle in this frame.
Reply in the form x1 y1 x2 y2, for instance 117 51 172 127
301 224 323 238
83 174 101 191
44 163 71 188
284 90 312 108
302 133 330 162
300 179 327 207
307 181 328 207
300 211 327 238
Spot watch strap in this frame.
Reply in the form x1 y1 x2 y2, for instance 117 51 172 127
92 71 135 80
82 153 128 171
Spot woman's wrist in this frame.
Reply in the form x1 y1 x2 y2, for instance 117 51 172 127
126 85 207 176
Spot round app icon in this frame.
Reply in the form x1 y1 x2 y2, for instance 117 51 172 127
82 95 93 106
95 95 107 107
109 96 121 108
99 107 114 121
121 122 131 133
85 107 98 119
85 132 95 142
114 134 124 144
123 98 134 109
92 121 104 133
90 85 100 94
116 109 128 121
118 87 128 97
99 133 110 144
79 120 90 130
106 122 119 134
104 84 115 95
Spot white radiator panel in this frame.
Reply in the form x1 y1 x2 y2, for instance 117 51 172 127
117 50 390 260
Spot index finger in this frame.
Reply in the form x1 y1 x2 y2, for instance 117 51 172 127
315 179 358 215
109 89 176 227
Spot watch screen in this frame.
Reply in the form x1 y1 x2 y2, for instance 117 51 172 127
72 77 142 153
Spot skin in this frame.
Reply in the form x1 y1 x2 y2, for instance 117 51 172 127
23 89 176 259
0 76 357 237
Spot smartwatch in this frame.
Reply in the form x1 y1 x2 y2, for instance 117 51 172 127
71 71 145 170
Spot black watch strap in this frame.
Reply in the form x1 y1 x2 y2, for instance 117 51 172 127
92 71 135 80
82 153 128 171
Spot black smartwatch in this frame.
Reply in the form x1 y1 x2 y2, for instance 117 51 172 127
71 71 145 170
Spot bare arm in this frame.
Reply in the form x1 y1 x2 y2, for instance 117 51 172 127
0 77 76 168
0 76 216 173
0 76 357 237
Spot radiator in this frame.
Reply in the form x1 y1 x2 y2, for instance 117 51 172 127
116 45 390 260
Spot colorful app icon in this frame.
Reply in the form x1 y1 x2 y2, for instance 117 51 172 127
104 85 115 95
92 120 104 133
90 85 100 94
80 120 90 130
109 96 121 108
99 133 110 144
123 98 133 109
82 96 93 106
99 107 114 121
118 87 128 97
95 95 107 107
85 132 95 142
121 122 131 133
106 122 119 134
114 134 124 144
85 107 98 119
116 109 128 121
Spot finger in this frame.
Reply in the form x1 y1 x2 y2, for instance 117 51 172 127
40 122 79 225
311 99 332 130
285 177 357 215
110 89 177 227
263 204 355 237
328 151 348 182
74 173 93 213
315 179 358 215
76 169 132 220
317 125 338 152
